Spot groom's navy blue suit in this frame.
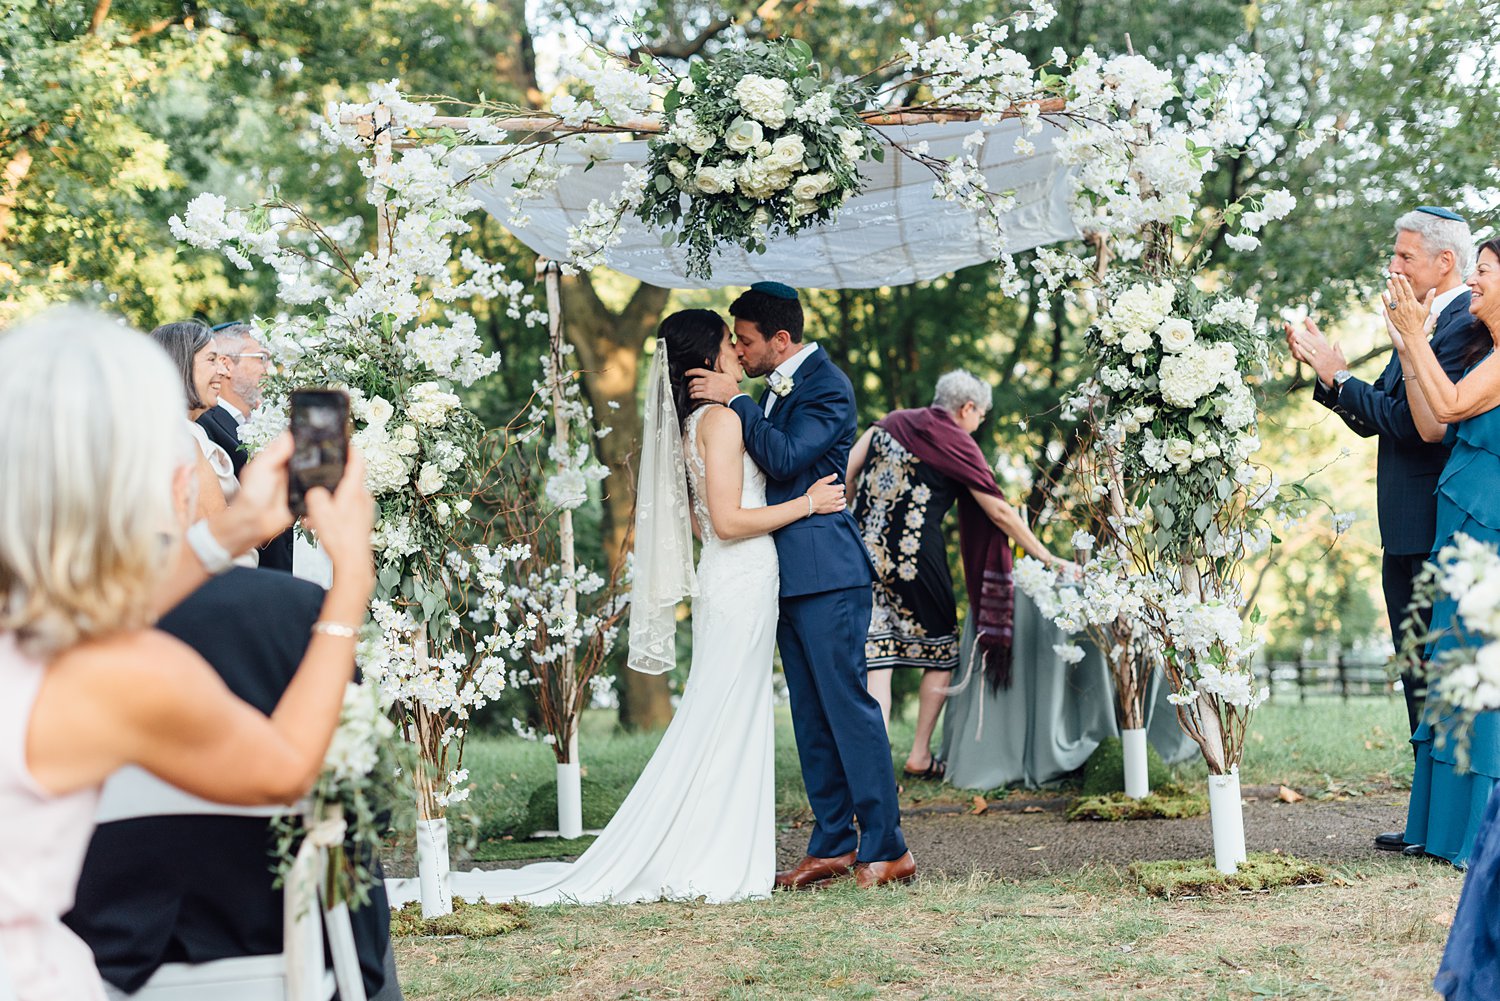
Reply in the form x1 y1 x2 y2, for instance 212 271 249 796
730 346 908 863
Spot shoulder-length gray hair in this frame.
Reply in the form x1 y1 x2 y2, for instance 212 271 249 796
0 308 188 658
932 369 993 415
150 320 214 411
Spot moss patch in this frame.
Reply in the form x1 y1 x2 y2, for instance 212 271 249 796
390 897 531 938
1130 852 1331 898
1067 783 1209 821
1080 735 1173 796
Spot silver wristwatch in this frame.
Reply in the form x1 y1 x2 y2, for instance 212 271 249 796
1332 369 1352 395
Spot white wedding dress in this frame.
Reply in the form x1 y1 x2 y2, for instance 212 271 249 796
443 407 779 905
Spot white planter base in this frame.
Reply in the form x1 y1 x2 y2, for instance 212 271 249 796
415 816 452 918
1121 728 1149 800
1207 769 1247 875
557 761 583 840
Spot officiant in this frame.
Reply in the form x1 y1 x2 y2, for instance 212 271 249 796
846 370 1073 780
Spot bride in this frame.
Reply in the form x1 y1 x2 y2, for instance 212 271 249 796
450 308 845 904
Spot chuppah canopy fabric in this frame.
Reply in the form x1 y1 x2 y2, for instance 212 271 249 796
468 117 1077 290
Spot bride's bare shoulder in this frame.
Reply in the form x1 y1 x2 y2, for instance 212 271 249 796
695 405 745 453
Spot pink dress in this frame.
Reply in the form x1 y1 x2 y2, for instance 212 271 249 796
0 634 106 1001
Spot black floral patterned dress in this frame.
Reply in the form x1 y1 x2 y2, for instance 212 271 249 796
852 427 962 671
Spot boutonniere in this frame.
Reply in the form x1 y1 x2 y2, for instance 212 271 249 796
769 373 795 397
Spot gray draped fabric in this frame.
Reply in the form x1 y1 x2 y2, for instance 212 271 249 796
938 591 1197 790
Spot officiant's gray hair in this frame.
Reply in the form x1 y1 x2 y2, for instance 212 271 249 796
1396 210 1474 277
932 369 992 415
0 307 189 657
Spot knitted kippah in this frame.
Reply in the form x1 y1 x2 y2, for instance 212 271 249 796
1416 206 1466 222
749 281 799 301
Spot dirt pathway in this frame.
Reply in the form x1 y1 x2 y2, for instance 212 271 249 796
773 787 1418 878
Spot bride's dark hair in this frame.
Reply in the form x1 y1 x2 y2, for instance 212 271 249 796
657 308 727 432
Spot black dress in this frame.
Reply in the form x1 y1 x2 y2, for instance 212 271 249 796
853 427 962 671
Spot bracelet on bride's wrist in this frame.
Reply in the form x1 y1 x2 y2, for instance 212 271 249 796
805 493 815 517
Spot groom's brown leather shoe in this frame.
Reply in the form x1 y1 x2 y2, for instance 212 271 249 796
854 851 917 888
775 851 857 890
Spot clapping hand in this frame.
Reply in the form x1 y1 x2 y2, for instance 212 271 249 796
1283 316 1347 387
1383 274 1437 347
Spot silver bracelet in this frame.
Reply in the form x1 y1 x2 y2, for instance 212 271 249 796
806 494 815 517
311 621 359 639
185 520 234 575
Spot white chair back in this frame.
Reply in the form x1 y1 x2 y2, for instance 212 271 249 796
93 767 366 1001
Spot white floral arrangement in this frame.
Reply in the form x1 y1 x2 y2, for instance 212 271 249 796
1403 534 1500 763
636 38 878 278
272 681 407 909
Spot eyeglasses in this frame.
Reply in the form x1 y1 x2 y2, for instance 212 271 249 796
228 352 272 363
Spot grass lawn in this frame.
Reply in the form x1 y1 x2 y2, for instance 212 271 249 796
394 858 1461 1000
394 696 1443 1000
446 694 1414 855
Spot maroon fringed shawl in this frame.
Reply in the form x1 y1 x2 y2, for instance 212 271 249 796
878 406 1015 688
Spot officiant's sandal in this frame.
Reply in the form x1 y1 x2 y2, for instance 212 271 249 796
853 851 917 889
775 851 857 890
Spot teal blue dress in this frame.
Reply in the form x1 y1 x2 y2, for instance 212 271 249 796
1404 380 1500 869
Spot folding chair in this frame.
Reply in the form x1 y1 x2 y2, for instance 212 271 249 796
93 766 366 1001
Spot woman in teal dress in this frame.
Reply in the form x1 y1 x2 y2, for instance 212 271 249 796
1385 240 1500 872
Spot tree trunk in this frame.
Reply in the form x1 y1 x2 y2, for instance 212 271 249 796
558 275 674 730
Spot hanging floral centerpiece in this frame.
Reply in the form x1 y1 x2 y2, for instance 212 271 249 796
636 38 879 278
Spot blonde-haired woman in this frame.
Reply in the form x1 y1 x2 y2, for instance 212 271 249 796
0 308 375 1001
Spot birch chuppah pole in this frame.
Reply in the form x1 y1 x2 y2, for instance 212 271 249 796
538 257 585 840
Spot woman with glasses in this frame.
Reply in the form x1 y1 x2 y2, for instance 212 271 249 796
0 307 374 1001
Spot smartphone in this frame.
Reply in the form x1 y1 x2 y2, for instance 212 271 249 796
288 388 350 517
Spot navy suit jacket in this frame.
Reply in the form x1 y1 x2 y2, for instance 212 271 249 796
1313 291 1488 555
729 346 874 598
197 406 295 572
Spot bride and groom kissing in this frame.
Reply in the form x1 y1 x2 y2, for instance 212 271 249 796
451 281 913 906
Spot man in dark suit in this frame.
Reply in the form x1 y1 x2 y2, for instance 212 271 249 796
689 282 913 889
199 322 294 572
64 568 401 999
1286 206 1486 854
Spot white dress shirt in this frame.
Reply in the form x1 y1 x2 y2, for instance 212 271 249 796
1429 283 1466 323
761 343 819 417
216 398 247 427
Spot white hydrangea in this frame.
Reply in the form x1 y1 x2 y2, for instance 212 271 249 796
1158 340 1239 409
406 382 461 426
733 73 791 128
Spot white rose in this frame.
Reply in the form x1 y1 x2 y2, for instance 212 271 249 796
667 160 689 181
677 76 695 96
417 462 446 495
766 134 806 169
686 129 715 154
1164 439 1193 466
1156 317 1195 352
364 396 394 427
1119 327 1153 354
791 174 825 201
693 166 729 195
725 119 764 154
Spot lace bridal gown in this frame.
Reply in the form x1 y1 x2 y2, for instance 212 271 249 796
431 407 780 905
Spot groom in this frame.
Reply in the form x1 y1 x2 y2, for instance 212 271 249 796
690 281 914 888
